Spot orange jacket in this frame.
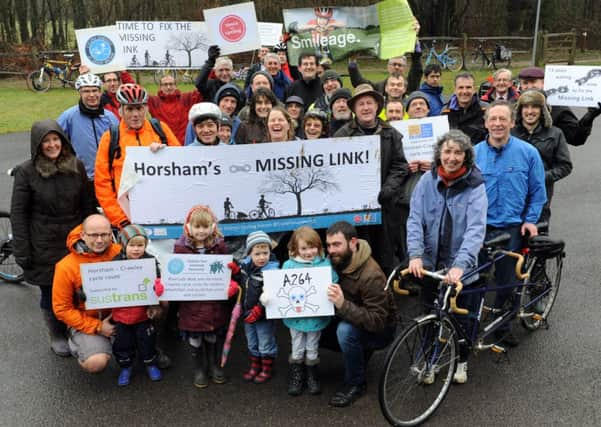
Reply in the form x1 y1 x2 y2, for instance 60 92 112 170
94 119 180 228
52 224 122 335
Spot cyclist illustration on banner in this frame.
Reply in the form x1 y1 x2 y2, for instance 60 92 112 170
224 197 234 219
291 7 346 60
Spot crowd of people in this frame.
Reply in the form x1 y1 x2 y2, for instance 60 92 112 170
9 30 601 409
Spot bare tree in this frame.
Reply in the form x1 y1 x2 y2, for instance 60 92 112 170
168 32 209 67
260 167 340 216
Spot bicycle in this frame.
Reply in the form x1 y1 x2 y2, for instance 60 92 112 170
470 41 512 70
0 211 24 284
232 66 249 82
378 226 564 426
422 41 463 72
27 53 80 93
249 205 275 219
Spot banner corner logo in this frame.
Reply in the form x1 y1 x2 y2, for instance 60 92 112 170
85 35 116 65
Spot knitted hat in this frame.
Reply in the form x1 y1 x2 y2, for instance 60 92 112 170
404 90 431 110
119 224 148 248
348 83 384 113
218 114 233 129
329 88 352 110
245 230 272 254
516 89 552 128
518 67 544 80
320 69 342 87
250 70 274 90
285 95 304 107
214 83 242 105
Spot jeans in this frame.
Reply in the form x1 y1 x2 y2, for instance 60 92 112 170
113 320 157 367
244 319 277 358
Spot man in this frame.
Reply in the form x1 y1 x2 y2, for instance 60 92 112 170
511 90 572 223
100 71 135 119
328 88 353 136
474 101 547 347
480 68 519 103
335 84 409 275
94 84 180 229
441 72 488 145
383 73 407 103
244 45 270 89
262 52 291 102
52 214 121 373
310 69 343 115
195 45 241 103
322 221 396 407
385 100 404 121
286 53 322 107
404 91 431 119
57 73 119 198
273 42 298 81
419 64 445 115
148 74 202 144
519 66 601 146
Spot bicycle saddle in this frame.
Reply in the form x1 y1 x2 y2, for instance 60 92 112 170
527 235 565 258
483 233 511 249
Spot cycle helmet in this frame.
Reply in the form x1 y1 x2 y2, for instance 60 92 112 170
304 108 328 123
314 7 333 18
188 102 222 125
116 83 148 105
273 42 287 52
75 73 102 90
527 235 565 258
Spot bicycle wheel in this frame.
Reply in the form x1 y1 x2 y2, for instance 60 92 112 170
0 212 24 284
249 210 260 219
470 52 486 70
28 70 51 92
266 208 275 217
379 317 458 426
520 254 562 331
445 51 463 72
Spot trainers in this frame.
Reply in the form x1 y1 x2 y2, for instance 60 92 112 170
453 362 468 384
422 370 435 385
146 364 162 382
118 367 133 386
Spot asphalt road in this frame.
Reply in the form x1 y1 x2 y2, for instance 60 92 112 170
1 115 600 426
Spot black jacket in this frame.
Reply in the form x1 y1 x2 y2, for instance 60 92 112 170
195 58 244 105
347 51 422 95
10 119 95 287
286 77 322 107
441 96 488 145
551 106 592 147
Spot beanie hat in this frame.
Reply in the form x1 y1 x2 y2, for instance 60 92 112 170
119 224 148 248
214 83 242 105
404 91 431 110
250 70 274 90
218 113 233 129
516 89 552 128
245 230 272 254
320 69 342 87
285 95 304 107
329 88 352 110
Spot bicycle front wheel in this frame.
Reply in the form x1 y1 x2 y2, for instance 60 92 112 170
28 70 51 92
0 212 24 284
520 254 562 331
379 317 458 427
445 51 463 72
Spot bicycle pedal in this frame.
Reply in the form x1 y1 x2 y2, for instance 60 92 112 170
490 344 506 353
438 337 447 344
532 313 543 321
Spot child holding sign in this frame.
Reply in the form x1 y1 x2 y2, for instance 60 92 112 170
112 225 164 386
174 205 239 389
271 226 338 396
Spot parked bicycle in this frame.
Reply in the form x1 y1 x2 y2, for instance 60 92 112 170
470 41 512 70
27 53 80 93
0 210 23 284
422 41 463 72
378 224 564 426
232 66 250 82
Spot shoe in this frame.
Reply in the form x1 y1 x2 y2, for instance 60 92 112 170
156 348 172 369
118 367 133 386
328 384 366 407
422 370 435 385
253 356 274 384
287 362 304 396
494 330 519 348
305 364 321 395
453 362 468 384
243 356 261 382
42 310 71 357
146 364 162 382
207 341 227 384
193 346 209 388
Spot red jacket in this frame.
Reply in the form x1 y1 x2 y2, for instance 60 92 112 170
148 89 202 144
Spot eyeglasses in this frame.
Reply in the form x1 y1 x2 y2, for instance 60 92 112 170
84 232 112 240
389 62 405 67
160 82 176 87
104 78 119 83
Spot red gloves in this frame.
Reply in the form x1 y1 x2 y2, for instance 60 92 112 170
228 261 241 276
154 278 164 297
228 280 240 298
244 305 263 324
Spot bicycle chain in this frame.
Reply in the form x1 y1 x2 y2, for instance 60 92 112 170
545 68 601 96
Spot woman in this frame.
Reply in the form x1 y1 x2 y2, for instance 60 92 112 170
406 129 487 385
11 119 95 357
303 109 328 139
235 87 278 144
267 106 296 142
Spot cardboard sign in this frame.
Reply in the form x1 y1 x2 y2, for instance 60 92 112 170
544 65 601 107
203 2 261 55
263 267 335 319
258 22 283 46
160 254 232 301
81 258 158 310
390 116 450 162
75 25 126 73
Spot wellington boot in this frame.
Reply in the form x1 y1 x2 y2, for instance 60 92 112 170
207 341 227 384
193 346 209 388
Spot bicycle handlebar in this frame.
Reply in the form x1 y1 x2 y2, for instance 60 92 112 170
499 250 529 280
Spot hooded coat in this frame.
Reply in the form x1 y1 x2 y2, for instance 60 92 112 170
10 120 95 287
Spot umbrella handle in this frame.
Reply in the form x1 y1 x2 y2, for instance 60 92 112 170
236 286 243 304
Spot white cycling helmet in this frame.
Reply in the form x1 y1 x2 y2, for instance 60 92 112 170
188 102 222 125
75 73 102 90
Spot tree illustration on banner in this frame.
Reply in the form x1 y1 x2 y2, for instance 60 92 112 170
260 167 339 215
168 33 209 67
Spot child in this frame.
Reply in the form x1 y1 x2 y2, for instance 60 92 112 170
238 231 279 384
175 205 238 388
276 226 337 396
112 224 165 386
218 115 234 145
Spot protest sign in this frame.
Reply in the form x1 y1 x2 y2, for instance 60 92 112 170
75 25 126 73
116 21 209 69
119 136 381 239
81 258 158 310
258 22 284 46
544 65 601 108
390 116 449 162
159 254 233 301
203 2 260 55
263 267 334 319
376 0 416 59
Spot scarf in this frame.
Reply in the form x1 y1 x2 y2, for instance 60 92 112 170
437 165 467 187
78 99 104 118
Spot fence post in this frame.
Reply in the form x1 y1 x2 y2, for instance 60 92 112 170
535 30 546 67
568 29 577 65
461 33 468 70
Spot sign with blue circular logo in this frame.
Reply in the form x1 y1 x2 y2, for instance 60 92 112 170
85 35 115 65
167 258 185 275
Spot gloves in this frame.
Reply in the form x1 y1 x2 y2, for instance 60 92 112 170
228 280 240 298
208 45 221 61
259 291 269 305
153 278 164 297
580 102 601 128
74 288 87 304
227 261 241 276
244 305 263 324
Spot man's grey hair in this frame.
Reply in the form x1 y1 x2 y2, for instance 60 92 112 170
493 68 512 80
388 55 407 66
433 130 475 170
214 56 233 70
263 53 280 64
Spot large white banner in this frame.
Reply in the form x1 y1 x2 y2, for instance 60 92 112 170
203 2 261 55
390 116 449 162
119 137 381 238
116 21 209 69
263 267 335 319
544 65 601 107
75 25 126 74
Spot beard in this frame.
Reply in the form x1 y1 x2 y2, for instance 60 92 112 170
330 247 353 271
332 110 352 121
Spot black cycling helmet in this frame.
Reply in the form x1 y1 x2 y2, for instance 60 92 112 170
528 235 565 258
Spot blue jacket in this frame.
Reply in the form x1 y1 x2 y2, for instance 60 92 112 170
418 82 445 116
184 116 240 146
239 255 279 317
407 167 487 275
57 105 119 179
281 256 338 333
474 136 547 227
